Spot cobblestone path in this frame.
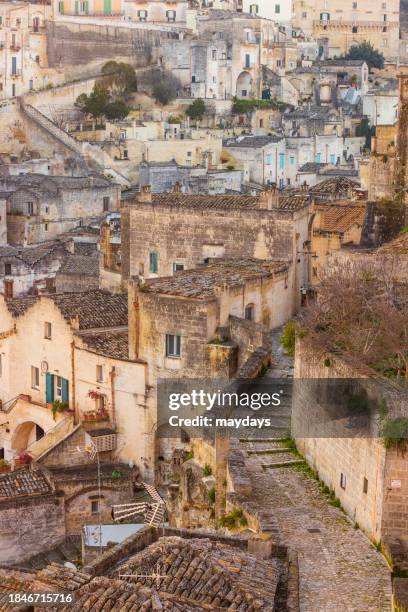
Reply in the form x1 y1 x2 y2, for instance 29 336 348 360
240 327 393 611
244 449 392 611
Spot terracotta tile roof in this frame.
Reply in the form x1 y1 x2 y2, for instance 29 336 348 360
5 290 128 329
310 177 359 197
5 296 38 318
0 537 282 611
50 290 128 330
59 255 99 277
0 240 68 267
277 194 310 211
314 203 366 234
115 536 280 610
146 193 261 210
0 469 51 499
142 259 289 299
377 232 408 254
76 329 129 360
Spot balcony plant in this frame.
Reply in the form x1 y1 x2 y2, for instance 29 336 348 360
51 399 70 420
14 452 32 467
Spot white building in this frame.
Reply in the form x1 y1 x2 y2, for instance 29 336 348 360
240 0 293 24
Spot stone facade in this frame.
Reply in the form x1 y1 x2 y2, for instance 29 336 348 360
293 338 408 544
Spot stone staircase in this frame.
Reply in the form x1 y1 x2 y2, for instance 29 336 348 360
26 418 76 462
19 99 83 155
241 438 303 470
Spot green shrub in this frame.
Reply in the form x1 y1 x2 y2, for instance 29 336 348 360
219 508 248 529
203 463 213 476
280 321 297 357
208 487 216 504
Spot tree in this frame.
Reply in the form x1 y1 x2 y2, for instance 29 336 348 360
186 98 206 121
142 68 181 105
356 117 375 150
104 100 130 121
345 42 384 70
153 80 178 105
300 258 408 379
99 61 137 97
74 86 110 120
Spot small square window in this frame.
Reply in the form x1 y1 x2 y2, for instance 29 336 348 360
44 322 52 339
44 223 49 232
363 477 368 494
91 500 99 514
4 263 11 275
166 334 181 358
173 262 184 273
340 473 346 490
103 196 110 212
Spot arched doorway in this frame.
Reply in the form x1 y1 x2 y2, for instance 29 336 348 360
11 421 45 453
236 71 252 99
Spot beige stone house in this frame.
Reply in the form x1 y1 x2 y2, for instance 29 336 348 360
2 174 120 245
292 0 399 61
310 200 367 282
121 187 311 311
0 289 150 477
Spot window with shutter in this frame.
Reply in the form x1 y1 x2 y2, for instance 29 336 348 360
46 373 54 403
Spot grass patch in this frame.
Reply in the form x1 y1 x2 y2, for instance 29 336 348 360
219 508 248 529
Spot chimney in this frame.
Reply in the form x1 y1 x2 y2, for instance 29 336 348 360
259 184 278 210
138 184 152 203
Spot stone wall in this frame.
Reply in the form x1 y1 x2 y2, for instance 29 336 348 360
122 199 294 282
293 338 408 543
46 21 166 68
0 493 65 564
55 272 99 293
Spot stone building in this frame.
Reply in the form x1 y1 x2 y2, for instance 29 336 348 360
0 448 137 564
309 199 366 283
1 174 120 245
54 254 99 293
0 1 51 100
0 240 69 297
0 289 150 476
0 527 292 610
121 187 311 308
292 0 400 61
138 160 243 194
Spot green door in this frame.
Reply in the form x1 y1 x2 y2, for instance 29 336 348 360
104 0 112 15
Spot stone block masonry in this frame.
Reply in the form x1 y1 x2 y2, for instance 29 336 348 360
46 22 171 68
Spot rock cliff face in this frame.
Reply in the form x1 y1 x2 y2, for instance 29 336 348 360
167 458 216 529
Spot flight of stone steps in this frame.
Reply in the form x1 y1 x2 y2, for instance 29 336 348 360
20 100 83 155
240 438 303 470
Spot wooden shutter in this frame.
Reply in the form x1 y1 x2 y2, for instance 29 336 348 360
46 373 54 403
62 378 69 403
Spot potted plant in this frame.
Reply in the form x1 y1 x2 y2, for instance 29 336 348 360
0 459 10 473
51 399 70 420
14 452 32 467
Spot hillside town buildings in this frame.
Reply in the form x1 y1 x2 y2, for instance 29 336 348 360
0 0 407 609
